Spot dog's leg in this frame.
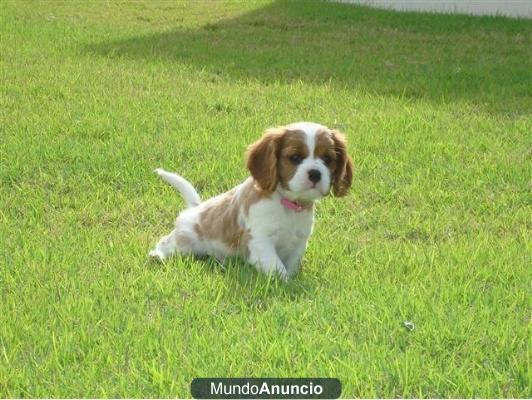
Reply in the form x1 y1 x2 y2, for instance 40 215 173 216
248 238 288 280
149 230 179 262
283 242 307 277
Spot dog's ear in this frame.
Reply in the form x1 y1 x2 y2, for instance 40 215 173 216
246 127 285 193
331 130 354 197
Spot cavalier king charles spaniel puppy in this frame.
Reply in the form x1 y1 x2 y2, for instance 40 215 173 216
150 122 353 280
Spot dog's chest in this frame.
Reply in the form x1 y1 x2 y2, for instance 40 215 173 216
246 198 314 250
272 212 312 249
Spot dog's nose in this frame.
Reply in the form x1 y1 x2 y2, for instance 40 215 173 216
308 169 321 183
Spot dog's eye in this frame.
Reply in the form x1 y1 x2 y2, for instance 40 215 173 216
289 154 303 164
322 155 332 165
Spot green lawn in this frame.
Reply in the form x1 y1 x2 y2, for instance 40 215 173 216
1 0 531 397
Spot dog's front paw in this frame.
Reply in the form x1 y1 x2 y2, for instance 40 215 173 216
149 249 165 263
276 267 289 282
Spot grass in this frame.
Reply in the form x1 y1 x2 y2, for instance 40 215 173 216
1 0 530 397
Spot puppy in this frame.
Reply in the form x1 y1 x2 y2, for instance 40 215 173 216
150 122 353 279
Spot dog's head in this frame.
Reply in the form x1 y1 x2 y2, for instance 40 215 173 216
246 122 354 202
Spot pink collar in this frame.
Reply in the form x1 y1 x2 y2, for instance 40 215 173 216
281 197 309 212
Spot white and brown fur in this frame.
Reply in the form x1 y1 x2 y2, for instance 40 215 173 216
149 122 353 280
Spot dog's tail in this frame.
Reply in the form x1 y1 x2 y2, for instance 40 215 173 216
154 168 201 208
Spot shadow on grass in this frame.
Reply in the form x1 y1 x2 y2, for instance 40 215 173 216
183 255 315 308
86 0 531 115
